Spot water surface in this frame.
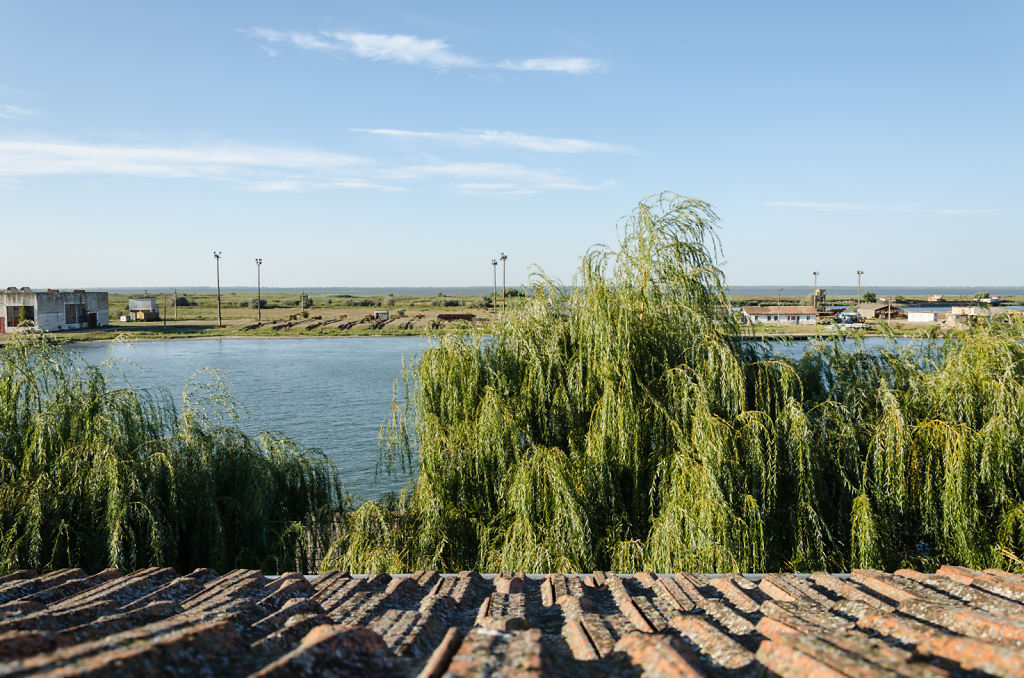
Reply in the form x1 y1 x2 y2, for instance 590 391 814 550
73 334 925 498
74 337 426 500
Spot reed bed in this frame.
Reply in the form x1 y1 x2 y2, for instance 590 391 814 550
0 337 347 574
327 192 1024 574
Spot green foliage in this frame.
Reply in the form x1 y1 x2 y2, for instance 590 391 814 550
340 193 1024 574
0 337 347 574
862 292 877 303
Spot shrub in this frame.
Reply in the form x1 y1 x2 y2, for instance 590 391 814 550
0 337 347 574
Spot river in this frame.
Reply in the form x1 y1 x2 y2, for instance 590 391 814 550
72 335 924 499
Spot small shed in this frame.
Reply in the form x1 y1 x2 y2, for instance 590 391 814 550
858 302 905 320
907 311 938 323
128 297 159 321
372 310 389 321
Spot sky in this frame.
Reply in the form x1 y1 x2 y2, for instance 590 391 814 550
0 1 1021 289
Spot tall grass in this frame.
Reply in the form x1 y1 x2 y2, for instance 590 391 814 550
0 336 347 574
328 192 1024 573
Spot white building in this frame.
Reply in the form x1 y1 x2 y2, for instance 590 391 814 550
741 305 818 325
0 288 109 333
907 311 938 323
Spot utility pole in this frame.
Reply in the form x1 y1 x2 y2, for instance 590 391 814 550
255 258 263 322
812 271 820 310
856 270 864 303
173 288 178 320
500 252 507 313
491 258 498 317
213 251 223 327
163 294 167 330
778 287 783 306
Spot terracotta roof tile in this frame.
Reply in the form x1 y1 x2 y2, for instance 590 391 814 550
1 566 1024 675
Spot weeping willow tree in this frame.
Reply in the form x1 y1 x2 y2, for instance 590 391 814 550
0 336 347 574
328 192 1024 574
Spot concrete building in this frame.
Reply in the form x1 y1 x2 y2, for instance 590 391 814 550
907 311 939 323
128 297 160 321
0 288 108 333
741 306 818 325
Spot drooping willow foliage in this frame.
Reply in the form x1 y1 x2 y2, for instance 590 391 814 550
327 192 1024 574
0 336 347 574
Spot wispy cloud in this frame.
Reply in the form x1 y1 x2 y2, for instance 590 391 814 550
241 28 601 73
0 140 364 179
766 201 1000 216
0 104 34 119
350 128 631 153
0 138 608 194
497 57 601 74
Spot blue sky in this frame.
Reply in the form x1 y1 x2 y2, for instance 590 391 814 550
1 1 1020 289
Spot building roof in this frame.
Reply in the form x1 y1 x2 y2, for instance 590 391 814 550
858 302 904 312
0 565 1017 675
741 306 818 315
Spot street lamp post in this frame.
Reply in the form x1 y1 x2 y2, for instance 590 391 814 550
491 259 498 316
213 251 223 327
500 252 507 313
857 270 864 303
812 271 820 309
255 258 263 322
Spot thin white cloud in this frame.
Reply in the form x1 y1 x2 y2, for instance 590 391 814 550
0 138 606 194
0 104 34 119
242 28 601 73
767 201 1000 216
498 57 601 74
0 140 364 179
350 128 631 154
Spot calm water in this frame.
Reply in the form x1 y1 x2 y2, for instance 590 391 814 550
73 335 923 498
74 337 427 500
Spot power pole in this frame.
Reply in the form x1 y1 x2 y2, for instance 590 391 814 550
856 270 864 303
213 251 223 327
162 294 167 330
255 258 263 322
173 288 178 320
500 252 507 313
491 259 498 317
812 271 819 309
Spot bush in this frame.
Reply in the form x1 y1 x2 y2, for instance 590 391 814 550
0 337 346 574
862 292 877 302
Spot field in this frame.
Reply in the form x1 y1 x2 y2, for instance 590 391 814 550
5 287 1019 344
3 291 507 342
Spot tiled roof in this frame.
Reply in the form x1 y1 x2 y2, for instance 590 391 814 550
741 306 818 315
0 566 1023 676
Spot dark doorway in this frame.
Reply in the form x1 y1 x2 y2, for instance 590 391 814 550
88 313 97 328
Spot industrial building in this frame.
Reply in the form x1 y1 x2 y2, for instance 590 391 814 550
740 305 818 325
0 288 109 333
